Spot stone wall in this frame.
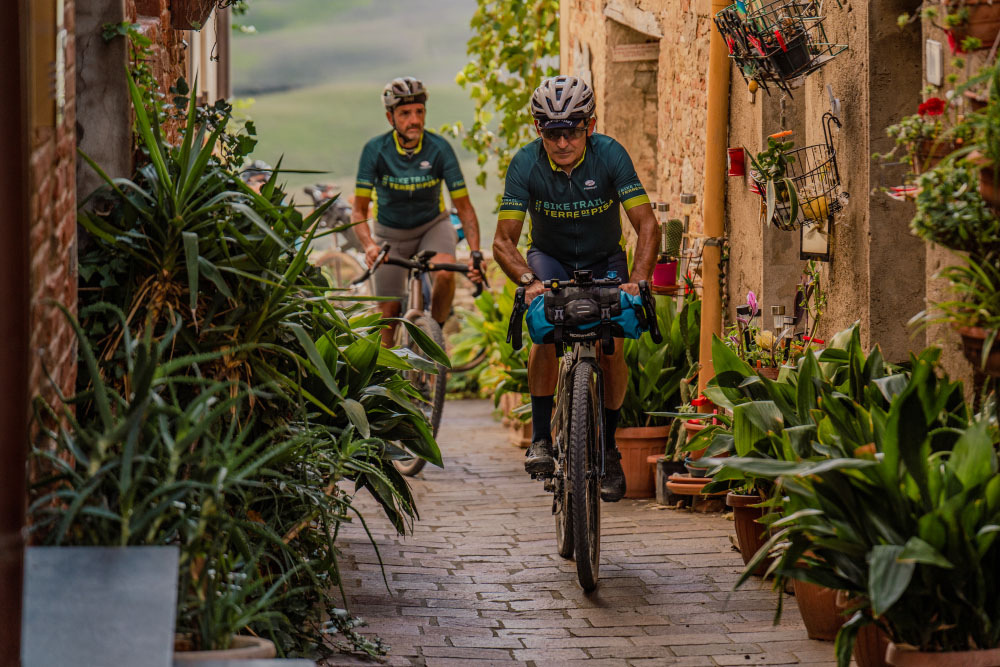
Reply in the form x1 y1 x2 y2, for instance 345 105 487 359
561 0 712 214
562 0 976 371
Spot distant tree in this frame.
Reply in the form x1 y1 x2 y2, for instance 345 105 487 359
449 0 559 197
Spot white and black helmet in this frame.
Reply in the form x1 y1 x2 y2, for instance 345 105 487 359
382 77 428 110
530 76 595 127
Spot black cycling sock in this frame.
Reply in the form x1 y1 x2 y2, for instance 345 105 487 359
604 408 621 450
435 319 447 330
530 395 554 442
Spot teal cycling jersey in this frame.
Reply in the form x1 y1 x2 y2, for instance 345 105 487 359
355 130 469 230
498 133 650 269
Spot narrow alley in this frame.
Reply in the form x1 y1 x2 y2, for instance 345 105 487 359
333 400 834 667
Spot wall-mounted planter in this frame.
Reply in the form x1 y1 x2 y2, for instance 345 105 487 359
945 0 1000 49
171 0 216 30
958 326 1000 377
714 0 848 97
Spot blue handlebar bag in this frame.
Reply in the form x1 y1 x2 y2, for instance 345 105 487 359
525 290 646 344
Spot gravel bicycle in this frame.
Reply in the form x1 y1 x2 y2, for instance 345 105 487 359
353 242 485 475
507 272 661 590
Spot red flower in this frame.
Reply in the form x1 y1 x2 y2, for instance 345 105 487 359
691 395 712 407
918 97 946 116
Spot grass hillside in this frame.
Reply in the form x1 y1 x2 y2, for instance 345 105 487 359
232 0 503 239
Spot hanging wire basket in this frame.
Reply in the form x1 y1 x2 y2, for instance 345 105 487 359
715 0 847 97
750 113 848 231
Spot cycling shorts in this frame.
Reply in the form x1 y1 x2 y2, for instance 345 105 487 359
372 211 458 300
526 247 628 284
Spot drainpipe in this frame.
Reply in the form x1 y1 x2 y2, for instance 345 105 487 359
0 1 29 665
697 0 732 401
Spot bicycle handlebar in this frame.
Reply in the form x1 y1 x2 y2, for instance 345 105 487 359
351 242 486 297
505 277 663 351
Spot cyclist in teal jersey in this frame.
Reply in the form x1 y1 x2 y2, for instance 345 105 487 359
492 76 659 502
353 77 483 346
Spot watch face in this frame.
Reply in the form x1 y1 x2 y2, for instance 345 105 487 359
520 272 534 285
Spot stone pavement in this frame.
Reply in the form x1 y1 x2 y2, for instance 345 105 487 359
329 400 836 667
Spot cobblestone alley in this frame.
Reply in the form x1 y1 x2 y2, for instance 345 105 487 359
330 400 836 667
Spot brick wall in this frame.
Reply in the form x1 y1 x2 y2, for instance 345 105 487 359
129 0 190 102
30 0 192 411
28 0 78 415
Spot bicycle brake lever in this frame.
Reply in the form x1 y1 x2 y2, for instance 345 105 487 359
638 281 663 344
470 251 489 289
351 242 390 286
507 287 526 350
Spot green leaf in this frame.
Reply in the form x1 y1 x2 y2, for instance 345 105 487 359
182 231 199 314
948 420 996 489
392 318 450 368
341 398 370 438
898 536 953 569
868 544 914 617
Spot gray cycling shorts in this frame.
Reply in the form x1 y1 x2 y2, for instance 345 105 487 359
372 212 458 299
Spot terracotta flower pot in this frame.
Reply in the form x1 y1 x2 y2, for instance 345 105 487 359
170 0 216 30
886 643 1000 667
617 425 671 498
913 139 956 174
174 635 276 661
835 592 891 667
979 165 1000 216
792 580 845 641
665 473 727 512
683 420 709 459
958 326 1000 378
757 366 781 381
945 0 1000 49
726 492 771 576
855 624 892 667
509 419 532 449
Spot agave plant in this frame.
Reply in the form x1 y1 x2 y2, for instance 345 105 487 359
67 70 448 657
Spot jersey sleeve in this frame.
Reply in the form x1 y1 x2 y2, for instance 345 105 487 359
498 149 530 222
608 141 650 211
355 139 378 199
437 138 469 200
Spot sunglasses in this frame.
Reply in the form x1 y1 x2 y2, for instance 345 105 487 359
540 126 587 142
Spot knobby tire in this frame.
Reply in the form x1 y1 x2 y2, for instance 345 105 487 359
569 361 601 591
394 315 446 476
553 391 574 559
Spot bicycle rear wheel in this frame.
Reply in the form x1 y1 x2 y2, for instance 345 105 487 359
393 314 447 476
569 361 601 591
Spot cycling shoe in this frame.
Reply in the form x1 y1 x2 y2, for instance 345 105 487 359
524 438 555 476
600 448 626 502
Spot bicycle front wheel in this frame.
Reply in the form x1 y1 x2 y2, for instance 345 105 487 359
393 314 447 476
569 361 601 591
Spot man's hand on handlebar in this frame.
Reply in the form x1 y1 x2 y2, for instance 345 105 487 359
467 251 485 284
364 243 381 268
620 283 640 297
525 280 547 303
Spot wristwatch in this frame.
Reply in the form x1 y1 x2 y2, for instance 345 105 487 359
518 271 537 286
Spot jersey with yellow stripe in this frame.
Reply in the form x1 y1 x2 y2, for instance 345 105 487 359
498 133 650 269
355 130 468 229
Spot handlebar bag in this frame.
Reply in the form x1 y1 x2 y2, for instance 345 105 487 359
525 288 647 344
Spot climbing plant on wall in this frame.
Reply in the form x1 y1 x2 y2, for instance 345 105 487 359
451 0 559 193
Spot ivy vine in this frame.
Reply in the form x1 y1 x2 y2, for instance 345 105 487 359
448 0 560 194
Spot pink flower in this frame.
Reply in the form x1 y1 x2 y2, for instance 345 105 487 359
747 291 758 316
